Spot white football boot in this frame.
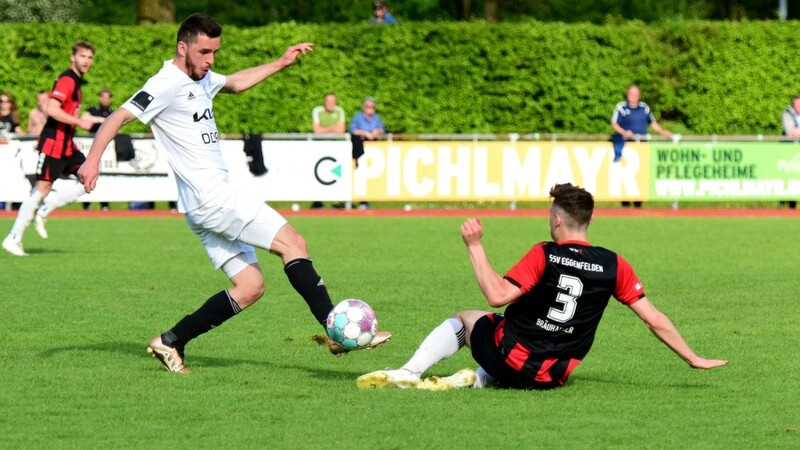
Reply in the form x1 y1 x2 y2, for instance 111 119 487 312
2 236 28 256
34 214 48 239
416 368 478 391
356 368 421 389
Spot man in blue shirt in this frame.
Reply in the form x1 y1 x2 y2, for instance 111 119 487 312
349 96 385 209
611 85 671 162
611 85 672 207
371 1 397 25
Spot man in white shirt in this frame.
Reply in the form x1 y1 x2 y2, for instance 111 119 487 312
78 13 390 373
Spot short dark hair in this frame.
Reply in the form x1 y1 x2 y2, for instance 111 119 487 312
549 183 594 226
72 40 95 55
177 13 222 44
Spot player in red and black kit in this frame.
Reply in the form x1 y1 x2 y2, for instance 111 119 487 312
358 183 727 390
3 41 96 256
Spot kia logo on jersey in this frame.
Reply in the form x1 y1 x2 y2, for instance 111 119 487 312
314 156 342 186
193 108 214 122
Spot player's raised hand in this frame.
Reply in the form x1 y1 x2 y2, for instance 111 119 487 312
688 357 728 370
279 43 314 67
77 162 99 193
461 218 484 246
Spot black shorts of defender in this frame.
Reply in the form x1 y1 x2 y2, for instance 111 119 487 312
470 313 577 390
36 151 86 183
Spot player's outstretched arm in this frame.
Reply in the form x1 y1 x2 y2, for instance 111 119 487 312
77 108 136 193
222 43 313 94
629 297 727 370
46 99 94 131
461 218 522 307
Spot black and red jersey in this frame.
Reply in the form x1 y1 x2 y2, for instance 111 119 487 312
38 69 85 159
501 240 644 369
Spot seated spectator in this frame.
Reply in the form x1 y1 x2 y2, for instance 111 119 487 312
312 93 345 134
349 97 386 210
310 93 346 208
27 91 49 136
0 92 23 136
371 1 397 25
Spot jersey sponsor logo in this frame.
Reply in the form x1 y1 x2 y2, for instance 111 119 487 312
187 92 196 101
314 156 342 186
130 91 154 112
193 108 214 122
548 254 604 272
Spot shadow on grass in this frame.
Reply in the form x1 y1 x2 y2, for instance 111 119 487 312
38 341 365 379
23 248 69 255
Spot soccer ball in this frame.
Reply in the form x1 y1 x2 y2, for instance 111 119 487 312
326 299 378 350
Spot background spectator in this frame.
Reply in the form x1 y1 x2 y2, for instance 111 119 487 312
0 92 23 136
779 95 799 208
27 91 49 136
349 96 386 210
781 95 800 139
81 87 115 210
81 86 114 133
310 93 346 209
312 93 345 134
611 84 671 208
371 1 397 25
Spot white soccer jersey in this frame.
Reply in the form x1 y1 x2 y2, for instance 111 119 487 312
122 60 228 212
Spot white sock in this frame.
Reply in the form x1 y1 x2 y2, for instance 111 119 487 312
37 178 86 218
472 366 496 389
7 188 45 242
401 317 466 375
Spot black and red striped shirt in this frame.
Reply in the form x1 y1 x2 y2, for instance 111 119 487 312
38 69 85 158
500 240 645 382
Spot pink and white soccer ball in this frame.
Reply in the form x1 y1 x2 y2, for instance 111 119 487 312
326 299 378 350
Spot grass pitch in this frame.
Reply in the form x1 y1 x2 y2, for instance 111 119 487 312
0 213 798 449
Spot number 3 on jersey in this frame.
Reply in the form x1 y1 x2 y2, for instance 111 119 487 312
547 275 583 323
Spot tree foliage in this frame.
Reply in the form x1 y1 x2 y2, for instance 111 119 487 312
37 0 800 25
0 21 796 135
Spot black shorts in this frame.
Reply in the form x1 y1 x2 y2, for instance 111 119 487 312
471 314 579 390
36 151 85 182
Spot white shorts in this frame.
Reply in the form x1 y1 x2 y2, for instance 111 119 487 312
185 190 288 277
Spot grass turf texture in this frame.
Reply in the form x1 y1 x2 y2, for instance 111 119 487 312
0 215 798 448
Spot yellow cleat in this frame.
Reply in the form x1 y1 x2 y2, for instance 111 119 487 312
416 369 477 391
356 369 421 389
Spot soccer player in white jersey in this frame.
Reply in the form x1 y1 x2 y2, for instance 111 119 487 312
77 13 390 373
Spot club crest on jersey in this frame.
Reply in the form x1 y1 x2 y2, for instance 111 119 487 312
130 91 154 112
193 108 214 122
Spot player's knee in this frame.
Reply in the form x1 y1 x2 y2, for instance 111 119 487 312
271 225 309 260
237 282 265 308
287 232 308 254
280 231 308 259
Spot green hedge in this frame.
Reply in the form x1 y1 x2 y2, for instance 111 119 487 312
0 21 796 135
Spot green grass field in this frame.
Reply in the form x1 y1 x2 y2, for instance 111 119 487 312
1 214 798 449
